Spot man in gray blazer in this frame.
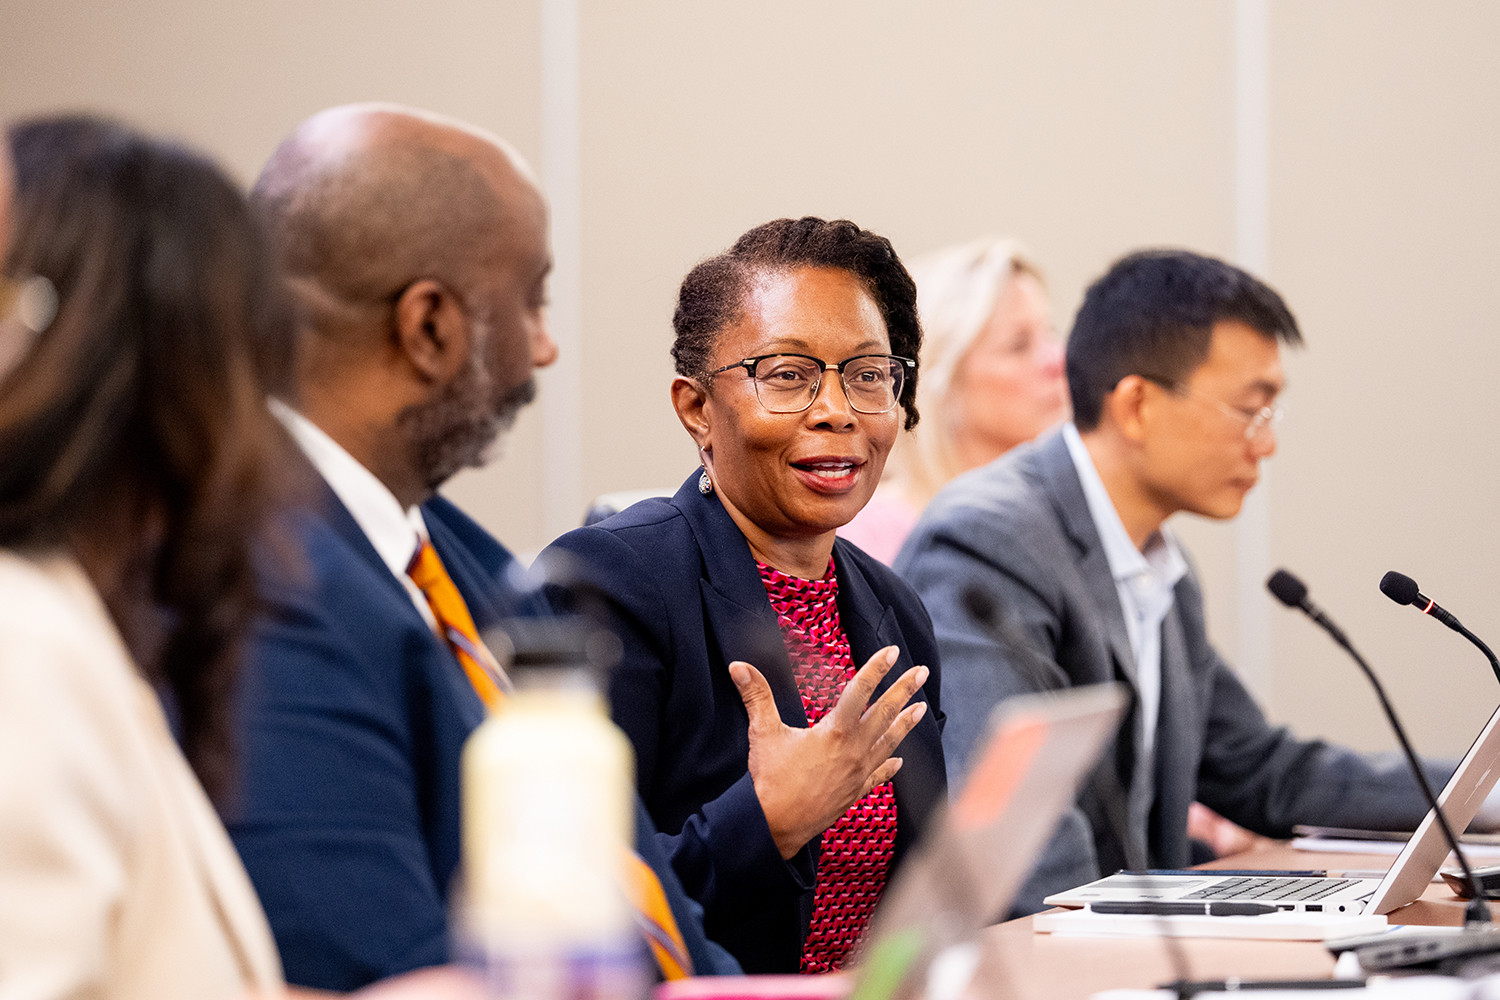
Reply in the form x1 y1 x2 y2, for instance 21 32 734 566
895 249 1447 915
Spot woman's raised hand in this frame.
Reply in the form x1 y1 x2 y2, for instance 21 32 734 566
729 645 929 860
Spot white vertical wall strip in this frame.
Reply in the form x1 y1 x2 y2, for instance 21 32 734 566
540 0 584 540
1233 0 1274 703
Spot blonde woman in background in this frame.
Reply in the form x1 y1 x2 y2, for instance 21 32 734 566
839 237 1067 564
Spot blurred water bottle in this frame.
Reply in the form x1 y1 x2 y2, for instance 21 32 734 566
459 617 648 1000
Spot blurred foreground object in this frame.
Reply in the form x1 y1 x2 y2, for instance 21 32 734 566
461 618 649 1000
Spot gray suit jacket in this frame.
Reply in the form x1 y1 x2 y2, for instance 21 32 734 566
894 429 1449 915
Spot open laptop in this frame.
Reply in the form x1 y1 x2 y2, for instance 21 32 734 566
656 683 1128 1000
845 683 1127 1000
1044 698 1500 916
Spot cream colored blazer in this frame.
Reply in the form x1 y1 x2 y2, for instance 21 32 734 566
0 550 283 1000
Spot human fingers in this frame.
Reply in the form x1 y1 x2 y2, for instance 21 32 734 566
866 701 927 766
858 664 930 733
830 646 899 722
859 756 904 798
729 660 780 737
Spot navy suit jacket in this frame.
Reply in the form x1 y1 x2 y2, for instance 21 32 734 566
544 473 947 973
228 482 737 990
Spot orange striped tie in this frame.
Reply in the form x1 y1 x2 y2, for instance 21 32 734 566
407 540 510 710
623 850 694 980
406 539 694 979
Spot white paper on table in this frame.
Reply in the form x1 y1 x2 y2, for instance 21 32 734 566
1091 981 1470 1000
1291 836 1500 866
1033 908 1388 941
1084 945 1500 999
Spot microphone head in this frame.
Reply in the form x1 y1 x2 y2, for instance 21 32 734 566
1267 569 1309 609
1379 571 1421 607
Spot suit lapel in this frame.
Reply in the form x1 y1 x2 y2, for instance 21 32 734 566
699 582 809 727
305 459 508 646
298 461 415 608
284 442 511 639
667 472 934 737
831 541 946 853
130 674 282 989
426 510 506 630
179 778 284 989
830 540 906 686
1034 433 1152 869
1035 434 1136 687
301 461 490 729
673 474 809 729
1150 598 1196 861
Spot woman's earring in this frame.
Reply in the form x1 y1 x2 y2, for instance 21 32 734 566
698 469 714 495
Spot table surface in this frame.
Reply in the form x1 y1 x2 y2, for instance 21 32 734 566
971 844 1473 1000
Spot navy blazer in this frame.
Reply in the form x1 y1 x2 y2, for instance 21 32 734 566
544 473 947 973
228 482 737 990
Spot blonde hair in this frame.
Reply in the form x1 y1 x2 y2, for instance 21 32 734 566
883 236 1043 506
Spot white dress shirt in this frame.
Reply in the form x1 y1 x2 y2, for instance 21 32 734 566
270 398 436 630
1062 423 1187 762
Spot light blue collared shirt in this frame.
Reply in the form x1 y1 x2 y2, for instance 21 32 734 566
1062 423 1188 761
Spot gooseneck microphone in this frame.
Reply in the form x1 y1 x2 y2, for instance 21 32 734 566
959 583 1141 874
1267 568 1490 925
961 584 1204 996
959 585 1068 693
1380 570 1500 686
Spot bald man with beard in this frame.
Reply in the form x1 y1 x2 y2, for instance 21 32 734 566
228 105 736 990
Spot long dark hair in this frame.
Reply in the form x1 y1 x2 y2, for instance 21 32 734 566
1 115 291 801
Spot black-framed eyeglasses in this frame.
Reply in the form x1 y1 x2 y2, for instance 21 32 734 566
1141 374 1283 441
704 352 915 415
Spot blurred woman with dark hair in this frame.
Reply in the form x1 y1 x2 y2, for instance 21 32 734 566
545 218 945 975
0 115 291 1000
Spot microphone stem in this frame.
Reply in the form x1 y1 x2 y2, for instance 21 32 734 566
1327 628 1492 925
1455 621 1500 687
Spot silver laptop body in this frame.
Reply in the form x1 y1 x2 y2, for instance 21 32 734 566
1045 698 1500 915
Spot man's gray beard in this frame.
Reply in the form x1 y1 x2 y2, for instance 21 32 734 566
398 355 537 491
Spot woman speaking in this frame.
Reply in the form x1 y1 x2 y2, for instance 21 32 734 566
545 218 945 975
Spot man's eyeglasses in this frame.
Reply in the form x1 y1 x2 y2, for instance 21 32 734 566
1142 374 1283 441
704 352 915 415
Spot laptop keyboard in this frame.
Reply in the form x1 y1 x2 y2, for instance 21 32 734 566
1183 876 1365 902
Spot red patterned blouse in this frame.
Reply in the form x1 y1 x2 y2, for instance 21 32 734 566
756 558 898 974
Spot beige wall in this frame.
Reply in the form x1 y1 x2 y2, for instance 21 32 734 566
1 0 553 548
576 1 1235 507
4 1 1498 757
1269 3 1500 752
